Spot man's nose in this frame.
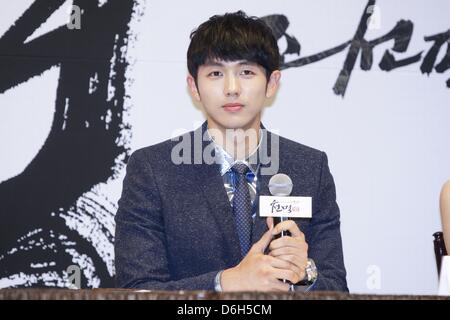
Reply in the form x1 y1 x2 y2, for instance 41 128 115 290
224 74 241 97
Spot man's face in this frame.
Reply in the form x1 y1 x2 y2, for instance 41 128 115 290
187 59 281 133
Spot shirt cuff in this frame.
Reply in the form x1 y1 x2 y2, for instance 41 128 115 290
290 277 317 292
214 270 224 292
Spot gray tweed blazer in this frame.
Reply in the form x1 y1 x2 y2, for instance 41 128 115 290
114 121 348 291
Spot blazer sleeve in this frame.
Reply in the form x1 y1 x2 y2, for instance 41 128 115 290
307 152 348 292
114 149 218 290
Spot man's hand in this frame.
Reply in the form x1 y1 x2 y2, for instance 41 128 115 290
221 217 307 291
268 217 309 284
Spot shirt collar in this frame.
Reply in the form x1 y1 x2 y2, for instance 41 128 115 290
206 128 262 176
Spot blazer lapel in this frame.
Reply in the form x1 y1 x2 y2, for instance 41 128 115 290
252 173 271 244
251 126 276 245
193 122 242 264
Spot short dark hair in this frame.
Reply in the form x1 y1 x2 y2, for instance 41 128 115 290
187 11 280 83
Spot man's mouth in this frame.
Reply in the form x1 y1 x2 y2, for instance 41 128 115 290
222 103 244 112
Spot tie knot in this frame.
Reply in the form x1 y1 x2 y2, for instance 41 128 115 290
232 162 249 175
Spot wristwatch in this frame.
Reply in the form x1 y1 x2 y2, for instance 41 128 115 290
297 258 318 286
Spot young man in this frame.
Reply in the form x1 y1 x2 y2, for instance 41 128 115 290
114 11 347 292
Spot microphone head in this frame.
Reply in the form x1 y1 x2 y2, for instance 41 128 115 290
268 173 293 196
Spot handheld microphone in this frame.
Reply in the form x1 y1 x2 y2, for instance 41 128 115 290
260 173 313 289
268 173 293 286
268 173 293 239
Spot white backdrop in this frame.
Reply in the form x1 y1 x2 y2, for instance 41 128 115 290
1 0 449 294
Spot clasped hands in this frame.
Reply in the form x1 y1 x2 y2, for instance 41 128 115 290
221 217 309 291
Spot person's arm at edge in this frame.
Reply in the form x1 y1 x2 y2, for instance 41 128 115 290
440 180 450 252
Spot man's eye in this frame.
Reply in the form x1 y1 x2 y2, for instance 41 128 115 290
208 71 222 77
241 70 255 76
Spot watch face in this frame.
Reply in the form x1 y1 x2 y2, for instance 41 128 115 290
298 258 317 285
306 259 318 282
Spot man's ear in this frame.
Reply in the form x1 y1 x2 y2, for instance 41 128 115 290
266 70 281 99
187 74 201 101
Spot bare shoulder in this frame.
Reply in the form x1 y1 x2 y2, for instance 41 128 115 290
441 180 450 201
